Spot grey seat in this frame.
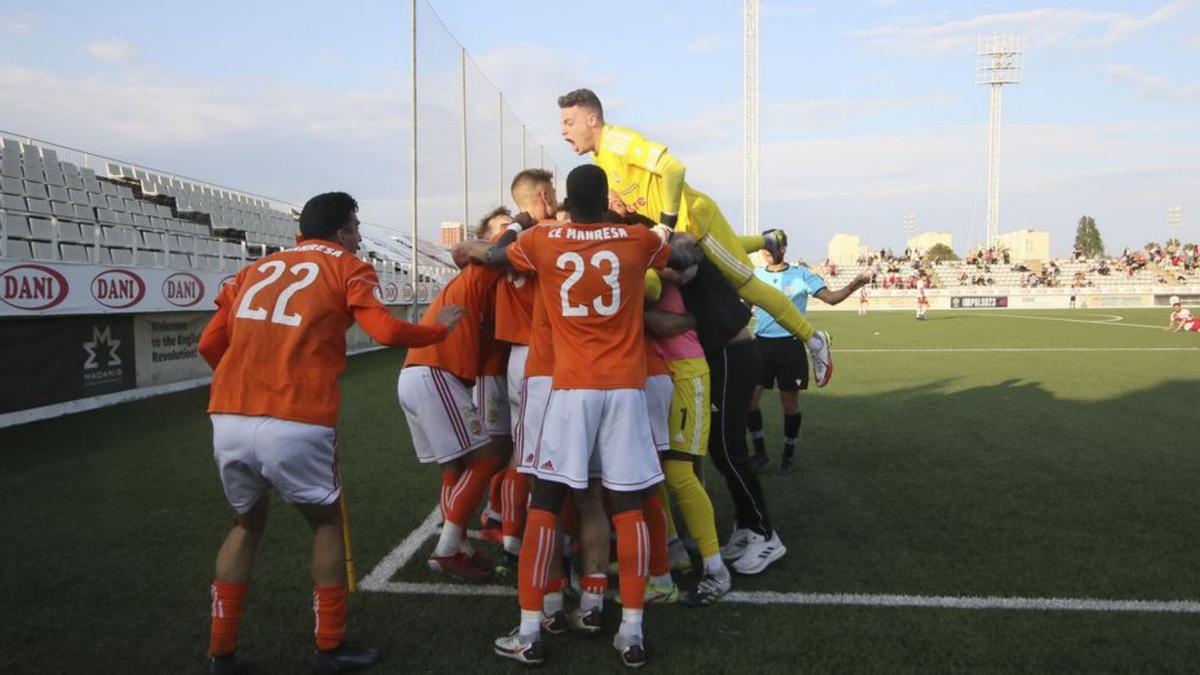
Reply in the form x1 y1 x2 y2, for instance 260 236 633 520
23 181 46 199
101 226 135 247
61 243 90 263
47 185 69 203
169 253 192 269
115 212 134 226
6 239 33 259
106 195 124 210
58 222 83 243
31 240 56 260
0 193 26 211
1 176 21 195
136 250 164 267
4 214 32 238
108 247 134 265
26 198 51 215
68 188 89 205
89 193 107 208
28 218 55 240
132 214 151 228
100 181 117 196
51 201 74 218
93 247 112 265
95 208 118 225
74 205 96 222
142 231 165 250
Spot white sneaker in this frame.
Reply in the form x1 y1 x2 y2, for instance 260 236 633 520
808 330 833 387
720 528 753 562
730 531 786 575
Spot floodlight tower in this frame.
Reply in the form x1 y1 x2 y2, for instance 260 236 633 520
743 0 759 235
903 214 916 249
977 35 1023 248
1168 206 1182 242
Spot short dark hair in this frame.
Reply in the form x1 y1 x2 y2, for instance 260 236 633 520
557 88 603 119
510 168 554 196
566 165 607 220
475 205 512 239
299 192 358 240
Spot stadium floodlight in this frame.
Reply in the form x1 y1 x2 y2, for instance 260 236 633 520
409 0 420 317
903 214 916 247
977 34 1023 249
743 0 759 235
1168 206 1182 242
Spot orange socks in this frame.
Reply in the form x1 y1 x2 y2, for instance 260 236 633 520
208 581 247 657
612 509 649 610
439 467 460 522
313 586 346 651
500 467 529 553
445 456 502 528
485 470 504 521
642 493 670 578
518 508 558 613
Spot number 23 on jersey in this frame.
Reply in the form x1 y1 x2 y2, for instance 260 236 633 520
556 250 621 317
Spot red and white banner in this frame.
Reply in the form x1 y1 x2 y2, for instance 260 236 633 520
0 261 227 317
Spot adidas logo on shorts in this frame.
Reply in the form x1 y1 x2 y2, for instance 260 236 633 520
540 460 555 472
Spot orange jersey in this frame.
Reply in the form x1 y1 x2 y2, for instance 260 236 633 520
404 264 503 382
206 241 427 427
479 316 510 376
507 222 670 389
525 286 554 378
495 270 536 345
644 333 671 377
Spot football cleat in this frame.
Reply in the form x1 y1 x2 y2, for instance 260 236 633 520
613 631 647 669
313 644 381 675
720 528 753 562
541 610 569 635
209 652 237 675
808 330 833 387
617 580 678 605
493 628 545 666
684 571 732 607
780 453 796 475
730 531 787 576
494 550 519 580
751 453 770 472
568 606 603 635
428 552 494 582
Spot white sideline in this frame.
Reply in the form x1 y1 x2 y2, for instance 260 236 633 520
359 506 1200 614
982 313 1165 329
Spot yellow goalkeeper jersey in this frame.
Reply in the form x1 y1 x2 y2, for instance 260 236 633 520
592 124 715 237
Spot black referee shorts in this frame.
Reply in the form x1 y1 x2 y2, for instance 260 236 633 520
756 336 809 392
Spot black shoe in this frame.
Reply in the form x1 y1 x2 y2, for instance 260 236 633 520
780 453 795 474
210 652 237 675
751 453 770 472
313 644 380 675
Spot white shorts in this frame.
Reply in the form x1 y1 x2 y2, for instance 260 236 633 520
211 414 339 514
515 375 552 475
397 366 489 464
645 375 673 452
533 388 663 492
474 374 510 437
506 345 529 437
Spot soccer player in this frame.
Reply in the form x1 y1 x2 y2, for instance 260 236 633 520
1166 296 1200 332
745 230 870 474
398 229 509 581
858 286 869 315
198 192 463 675
916 274 930 320
557 88 836 387
460 164 702 667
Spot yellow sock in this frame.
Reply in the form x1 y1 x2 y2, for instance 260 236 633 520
664 459 719 559
658 482 677 539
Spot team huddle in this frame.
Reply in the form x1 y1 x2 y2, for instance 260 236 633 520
197 89 859 673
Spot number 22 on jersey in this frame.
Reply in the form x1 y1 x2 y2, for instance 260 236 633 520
557 250 620 317
234 260 320 326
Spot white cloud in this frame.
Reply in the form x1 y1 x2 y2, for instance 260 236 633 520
854 0 1198 57
0 13 36 34
1106 64 1200 104
85 38 139 64
686 36 721 53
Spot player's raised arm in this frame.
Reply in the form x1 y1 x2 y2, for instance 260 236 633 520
814 272 873 307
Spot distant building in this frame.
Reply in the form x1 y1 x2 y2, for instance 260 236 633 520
440 220 465 248
996 229 1050 261
828 233 869 265
907 231 952 255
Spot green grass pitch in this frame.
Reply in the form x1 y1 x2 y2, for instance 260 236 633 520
2 308 1199 673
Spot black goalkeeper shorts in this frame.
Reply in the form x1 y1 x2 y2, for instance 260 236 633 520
755 336 809 392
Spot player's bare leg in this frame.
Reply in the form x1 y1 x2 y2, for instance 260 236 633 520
572 480 610 634
296 502 380 675
430 444 504 581
209 496 269 673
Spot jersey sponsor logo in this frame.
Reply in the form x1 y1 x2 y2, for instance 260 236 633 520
162 272 206 307
0 263 69 310
90 269 145 309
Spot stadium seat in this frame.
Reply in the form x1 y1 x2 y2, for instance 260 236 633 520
108 247 133 265
61 243 90 263
31 240 56 260
115 212 134 227
68 188 89 206
101 226 135 247
0 194 25 212
59 222 84 243
23 181 47 199
1 176 21 195
93 246 112 265
46 185 68 203
25 198 51 216
142 231 165 251
169 253 192 269
28 218 54 241
132 214 151 228
51 201 74 218
6 239 32 259
100 181 117 197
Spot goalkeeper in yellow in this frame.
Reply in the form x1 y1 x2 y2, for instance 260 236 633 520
557 88 835 386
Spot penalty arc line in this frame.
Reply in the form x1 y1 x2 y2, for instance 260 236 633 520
360 507 1200 614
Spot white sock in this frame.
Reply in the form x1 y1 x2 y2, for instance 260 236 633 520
704 553 727 577
433 522 463 557
581 591 604 612
502 535 521 556
649 573 673 587
543 591 564 616
619 609 643 638
519 609 542 638
806 332 825 351
458 535 474 557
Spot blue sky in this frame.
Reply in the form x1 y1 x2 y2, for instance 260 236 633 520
1 1 1196 257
